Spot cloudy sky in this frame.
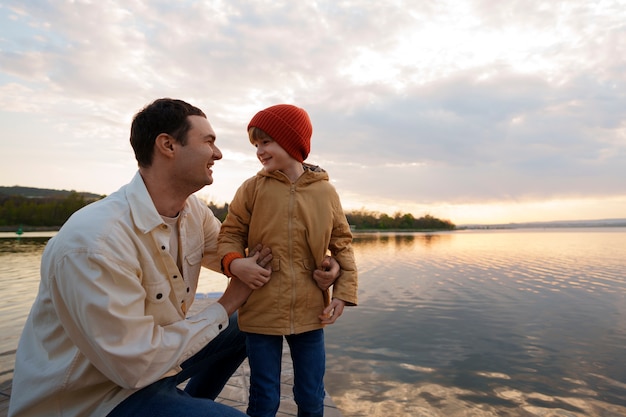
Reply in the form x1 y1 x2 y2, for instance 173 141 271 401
1 0 625 225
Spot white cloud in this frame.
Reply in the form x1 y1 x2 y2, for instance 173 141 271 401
1 0 625 224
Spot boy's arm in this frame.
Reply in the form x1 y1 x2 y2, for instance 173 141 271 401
327 194 359 306
229 254 272 289
221 244 273 289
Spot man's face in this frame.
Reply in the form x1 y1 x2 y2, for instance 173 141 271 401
173 115 222 190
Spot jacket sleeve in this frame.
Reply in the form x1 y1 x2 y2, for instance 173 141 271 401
217 178 255 266
49 250 230 389
328 191 358 306
201 199 225 272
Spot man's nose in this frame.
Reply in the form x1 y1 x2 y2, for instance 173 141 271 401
213 145 223 160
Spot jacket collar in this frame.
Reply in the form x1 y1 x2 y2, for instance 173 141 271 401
125 172 179 234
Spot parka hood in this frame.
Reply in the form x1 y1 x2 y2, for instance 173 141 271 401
257 163 329 185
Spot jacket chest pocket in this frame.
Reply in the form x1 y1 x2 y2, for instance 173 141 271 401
183 247 203 279
185 249 203 266
144 281 181 324
145 281 172 304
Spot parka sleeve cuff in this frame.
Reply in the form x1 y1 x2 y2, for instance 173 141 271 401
222 252 244 277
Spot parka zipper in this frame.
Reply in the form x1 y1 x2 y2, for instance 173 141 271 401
288 182 297 334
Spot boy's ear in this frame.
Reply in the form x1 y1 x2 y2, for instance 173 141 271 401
154 133 175 159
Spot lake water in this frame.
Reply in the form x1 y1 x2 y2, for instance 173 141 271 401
1 229 625 416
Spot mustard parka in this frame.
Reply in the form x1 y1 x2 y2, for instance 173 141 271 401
218 164 358 336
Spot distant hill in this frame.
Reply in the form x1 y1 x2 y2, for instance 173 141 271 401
0 186 104 200
459 218 626 229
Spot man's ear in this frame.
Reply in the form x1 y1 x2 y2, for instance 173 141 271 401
154 133 175 159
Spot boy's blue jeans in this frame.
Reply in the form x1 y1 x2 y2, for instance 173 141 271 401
246 330 326 417
107 314 248 417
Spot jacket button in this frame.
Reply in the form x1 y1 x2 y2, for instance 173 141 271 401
173 275 178 279
161 245 166 250
218 324 223 330
186 287 190 293
156 293 163 299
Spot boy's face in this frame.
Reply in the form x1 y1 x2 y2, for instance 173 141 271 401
253 136 296 173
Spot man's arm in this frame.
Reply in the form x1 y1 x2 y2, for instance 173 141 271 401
217 276 253 316
50 251 231 389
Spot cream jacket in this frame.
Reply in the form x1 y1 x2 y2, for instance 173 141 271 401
218 165 358 335
9 172 229 417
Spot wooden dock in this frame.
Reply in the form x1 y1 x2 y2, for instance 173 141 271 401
0 355 342 417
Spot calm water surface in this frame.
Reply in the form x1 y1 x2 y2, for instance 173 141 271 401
325 229 626 416
1 229 625 416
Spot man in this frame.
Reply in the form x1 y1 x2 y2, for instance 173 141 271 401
8 98 340 417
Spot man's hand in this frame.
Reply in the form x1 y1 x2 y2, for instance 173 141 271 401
313 256 340 290
319 298 346 325
248 244 272 269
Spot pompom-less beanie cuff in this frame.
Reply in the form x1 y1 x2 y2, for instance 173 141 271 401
248 104 312 163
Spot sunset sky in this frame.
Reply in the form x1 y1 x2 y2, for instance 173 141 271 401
1 1 625 225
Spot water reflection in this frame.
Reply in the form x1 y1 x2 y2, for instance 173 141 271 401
0 236 51 355
0 236 51 253
1 230 625 416
353 231 452 249
325 229 626 416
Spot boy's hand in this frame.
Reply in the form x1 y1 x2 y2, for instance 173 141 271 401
319 298 346 325
231 252 272 289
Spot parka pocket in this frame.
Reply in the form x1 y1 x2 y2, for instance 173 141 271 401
242 258 281 312
271 258 281 271
302 260 329 309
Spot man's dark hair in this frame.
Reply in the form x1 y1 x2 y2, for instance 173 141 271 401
130 98 207 167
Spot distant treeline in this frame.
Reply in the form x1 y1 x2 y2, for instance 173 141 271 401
344 209 455 231
0 194 455 231
0 193 95 228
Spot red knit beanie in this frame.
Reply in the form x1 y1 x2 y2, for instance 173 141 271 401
247 104 312 163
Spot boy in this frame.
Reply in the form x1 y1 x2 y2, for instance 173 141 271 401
218 104 358 417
